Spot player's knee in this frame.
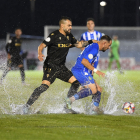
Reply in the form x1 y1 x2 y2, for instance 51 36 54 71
91 88 97 95
19 66 24 71
97 86 102 92
7 67 11 71
18 65 23 68
72 80 80 88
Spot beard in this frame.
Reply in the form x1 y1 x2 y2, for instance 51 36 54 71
63 29 71 34
102 48 106 52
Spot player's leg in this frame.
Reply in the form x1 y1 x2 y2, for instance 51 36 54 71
65 83 97 109
67 76 80 97
17 57 26 84
108 58 113 70
91 82 103 114
0 67 11 83
66 70 98 107
57 66 80 113
23 66 57 113
0 59 12 83
114 53 121 70
69 83 97 102
116 60 121 70
25 80 50 107
57 66 80 98
18 64 25 83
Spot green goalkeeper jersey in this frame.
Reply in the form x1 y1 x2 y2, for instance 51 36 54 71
111 40 120 55
109 39 120 60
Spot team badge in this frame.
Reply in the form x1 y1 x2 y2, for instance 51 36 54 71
67 36 69 40
45 37 51 42
51 33 54 35
88 54 93 59
88 76 92 80
8 40 12 43
59 37 61 40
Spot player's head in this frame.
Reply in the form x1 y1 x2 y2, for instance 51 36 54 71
15 27 22 38
86 18 95 32
99 35 112 52
59 16 72 34
113 35 118 40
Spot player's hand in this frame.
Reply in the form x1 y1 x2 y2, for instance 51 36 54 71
7 53 11 59
96 71 105 77
38 53 45 61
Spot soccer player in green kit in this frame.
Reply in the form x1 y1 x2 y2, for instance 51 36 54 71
108 35 121 70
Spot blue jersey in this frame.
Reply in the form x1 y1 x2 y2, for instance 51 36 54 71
80 31 102 41
72 43 100 74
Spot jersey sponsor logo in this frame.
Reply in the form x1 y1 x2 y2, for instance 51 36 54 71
88 54 93 59
45 37 51 42
58 44 69 48
15 43 21 46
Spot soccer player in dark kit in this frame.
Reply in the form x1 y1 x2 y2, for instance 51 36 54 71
23 16 98 114
0 28 27 85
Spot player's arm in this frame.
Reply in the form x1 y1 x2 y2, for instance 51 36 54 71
38 32 55 61
72 40 99 48
70 34 98 48
38 43 46 61
5 39 12 59
81 58 105 77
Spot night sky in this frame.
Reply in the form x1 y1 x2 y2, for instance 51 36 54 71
0 0 140 38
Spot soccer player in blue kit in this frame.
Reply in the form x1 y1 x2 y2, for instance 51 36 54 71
66 35 112 114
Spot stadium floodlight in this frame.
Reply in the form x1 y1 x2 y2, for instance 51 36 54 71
100 1 107 6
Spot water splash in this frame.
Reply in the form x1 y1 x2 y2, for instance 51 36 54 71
0 71 139 115
101 71 119 114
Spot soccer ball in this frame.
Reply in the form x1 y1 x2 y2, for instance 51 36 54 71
122 102 135 114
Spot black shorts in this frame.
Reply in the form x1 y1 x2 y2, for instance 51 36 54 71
8 56 23 67
42 63 73 84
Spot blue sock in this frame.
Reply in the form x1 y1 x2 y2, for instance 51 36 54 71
93 91 101 107
74 88 92 100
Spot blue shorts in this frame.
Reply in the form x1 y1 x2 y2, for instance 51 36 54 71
72 68 95 86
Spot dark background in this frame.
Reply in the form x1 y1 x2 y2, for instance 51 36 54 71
0 0 140 38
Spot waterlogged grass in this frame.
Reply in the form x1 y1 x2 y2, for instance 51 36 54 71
0 70 140 140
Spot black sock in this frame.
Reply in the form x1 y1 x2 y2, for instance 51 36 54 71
67 80 80 98
26 84 49 106
0 67 10 81
19 67 25 82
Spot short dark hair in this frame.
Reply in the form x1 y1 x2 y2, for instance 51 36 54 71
15 27 22 31
59 16 72 26
86 18 95 23
100 35 112 42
